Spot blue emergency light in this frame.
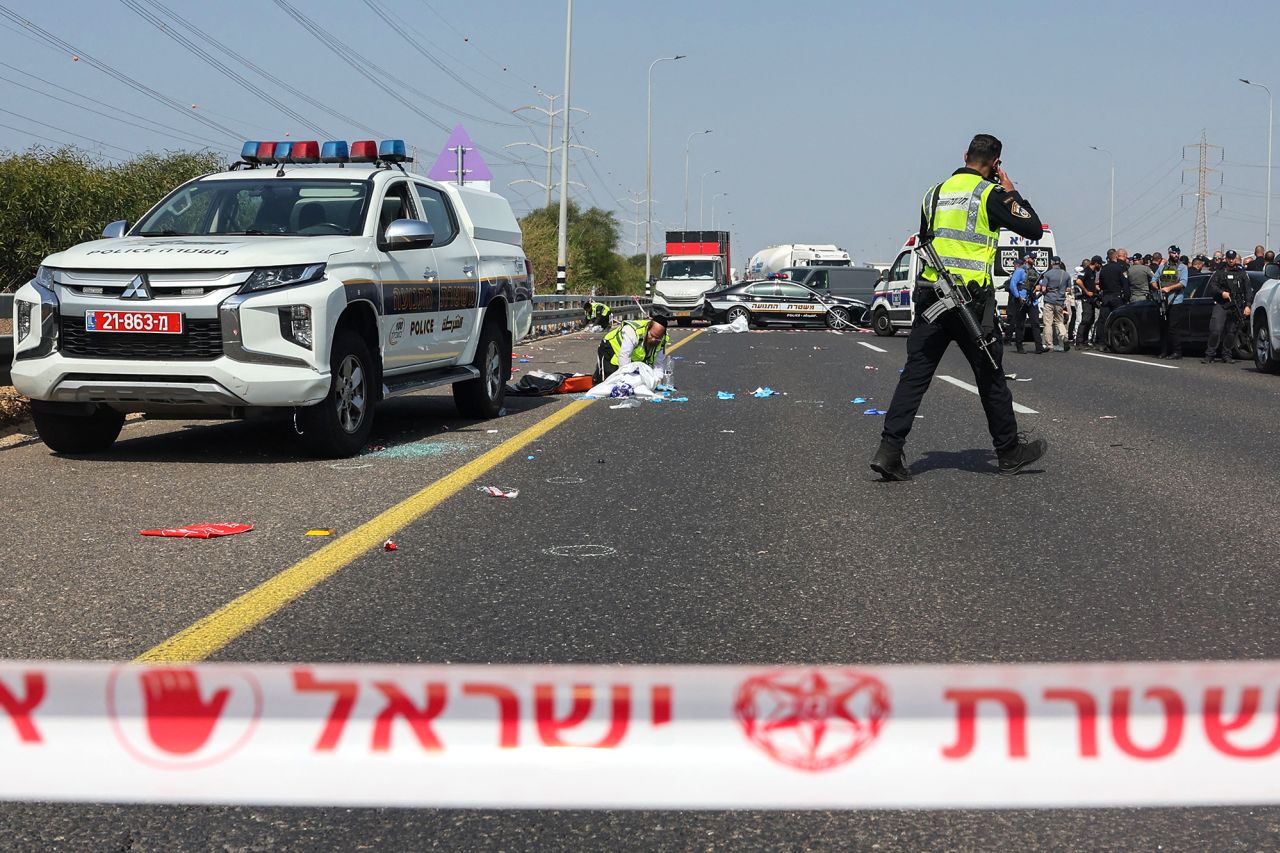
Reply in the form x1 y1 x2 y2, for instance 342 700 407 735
273 142 293 162
378 139 409 163
320 140 349 163
241 141 262 164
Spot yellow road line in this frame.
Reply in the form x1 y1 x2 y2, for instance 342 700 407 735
137 327 703 663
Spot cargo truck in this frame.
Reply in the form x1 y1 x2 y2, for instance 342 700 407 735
652 230 731 326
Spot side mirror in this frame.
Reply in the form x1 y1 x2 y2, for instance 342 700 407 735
1265 263 1280 280
382 218 434 250
101 220 129 239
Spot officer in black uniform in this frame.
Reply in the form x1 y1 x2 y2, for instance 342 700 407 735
869 133 1048 481
1203 250 1252 364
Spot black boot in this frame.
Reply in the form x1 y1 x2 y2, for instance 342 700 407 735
870 441 912 482
997 436 1048 476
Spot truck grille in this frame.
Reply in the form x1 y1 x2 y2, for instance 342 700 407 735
59 316 223 361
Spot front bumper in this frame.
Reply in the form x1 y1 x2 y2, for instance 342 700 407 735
10 274 342 409
652 296 707 320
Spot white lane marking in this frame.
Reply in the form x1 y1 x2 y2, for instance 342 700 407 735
1083 351 1180 370
938 374 1039 414
857 341 888 353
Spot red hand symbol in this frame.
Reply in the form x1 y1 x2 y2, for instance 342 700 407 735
141 669 230 755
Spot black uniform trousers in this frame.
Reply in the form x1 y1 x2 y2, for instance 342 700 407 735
1158 304 1185 357
1009 297 1043 350
881 285 1019 453
1075 300 1098 345
1205 303 1239 360
1095 294 1125 349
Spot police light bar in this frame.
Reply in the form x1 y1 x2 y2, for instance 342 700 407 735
289 141 319 164
241 141 262 164
350 140 377 163
320 140 349 163
378 139 410 163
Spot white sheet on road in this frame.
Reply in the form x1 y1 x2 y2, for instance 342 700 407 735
3 659 1280 809
706 315 750 334
585 362 661 399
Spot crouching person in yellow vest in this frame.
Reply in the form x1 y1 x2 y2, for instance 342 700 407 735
581 298 611 328
593 315 671 384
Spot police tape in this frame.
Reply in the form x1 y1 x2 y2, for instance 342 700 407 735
4 660 1280 808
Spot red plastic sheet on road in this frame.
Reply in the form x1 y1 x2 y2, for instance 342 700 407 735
3 660 1280 808
139 523 253 539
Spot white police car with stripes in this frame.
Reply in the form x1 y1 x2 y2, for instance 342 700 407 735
10 139 533 457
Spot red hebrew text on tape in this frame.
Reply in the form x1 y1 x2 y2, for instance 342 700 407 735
2 661 1280 808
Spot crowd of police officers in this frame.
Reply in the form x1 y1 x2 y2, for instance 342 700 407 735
1063 245 1262 361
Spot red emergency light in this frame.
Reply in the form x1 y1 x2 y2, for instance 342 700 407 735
350 140 377 163
255 141 277 161
289 140 319 163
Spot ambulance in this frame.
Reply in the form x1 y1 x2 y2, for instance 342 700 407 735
867 226 1055 336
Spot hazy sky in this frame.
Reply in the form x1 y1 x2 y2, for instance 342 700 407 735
3 0 1279 267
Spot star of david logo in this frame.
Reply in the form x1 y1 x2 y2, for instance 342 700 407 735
734 669 890 772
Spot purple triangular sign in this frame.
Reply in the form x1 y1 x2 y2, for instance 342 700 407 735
427 124 493 183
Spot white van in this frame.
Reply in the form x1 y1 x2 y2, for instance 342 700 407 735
868 227 1056 336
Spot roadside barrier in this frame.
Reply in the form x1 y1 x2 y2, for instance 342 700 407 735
532 294 651 333
4 659 1280 808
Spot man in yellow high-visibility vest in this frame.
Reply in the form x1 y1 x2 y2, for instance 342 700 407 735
870 134 1049 481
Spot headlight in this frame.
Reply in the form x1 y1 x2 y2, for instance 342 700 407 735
33 266 53 288
241 263 326 293
16 299 33 342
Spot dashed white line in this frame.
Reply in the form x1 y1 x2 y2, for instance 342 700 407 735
938 374 1039 414
857 341 888 353
1082 351 1180 370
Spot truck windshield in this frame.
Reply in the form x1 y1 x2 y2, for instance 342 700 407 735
135 179 371 237
660 260 718 279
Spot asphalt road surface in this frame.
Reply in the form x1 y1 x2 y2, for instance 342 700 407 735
3 326 1280 850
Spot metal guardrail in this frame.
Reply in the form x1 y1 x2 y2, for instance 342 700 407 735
530 294 651 330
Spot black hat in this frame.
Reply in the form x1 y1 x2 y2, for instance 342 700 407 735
1226 249 1239 259
649 314 673 327
1168 245 1181 254
1050 255 1062 263
1090 255 1103 264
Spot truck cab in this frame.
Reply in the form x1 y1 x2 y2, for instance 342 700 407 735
868 227 1056 336
652 230 731 326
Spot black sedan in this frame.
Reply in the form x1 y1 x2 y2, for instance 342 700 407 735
1104 271 1264 359
703 280 868 330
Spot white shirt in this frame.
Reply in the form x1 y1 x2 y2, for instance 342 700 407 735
615 324 668 374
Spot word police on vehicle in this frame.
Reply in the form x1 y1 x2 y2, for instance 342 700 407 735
10 139 533 457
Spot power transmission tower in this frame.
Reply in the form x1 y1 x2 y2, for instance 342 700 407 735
618 193 648 257
1182 130 1223 257
506 93 591 207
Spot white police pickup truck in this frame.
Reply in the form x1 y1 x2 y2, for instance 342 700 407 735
10 139 532 457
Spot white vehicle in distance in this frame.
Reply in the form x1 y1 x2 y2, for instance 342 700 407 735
745 243 851 280
10 139 533 457
1250 260 1280 373
868 227 1056 336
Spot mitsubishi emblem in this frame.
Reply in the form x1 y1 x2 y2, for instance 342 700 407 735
121 274 152 300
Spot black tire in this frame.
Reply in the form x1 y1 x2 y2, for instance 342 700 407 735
1255 315 1280 373
32 404 124 454
297 329 376 458
1108 316 1139 354
726 305 752 328
454 319 508 419
825 306 852 330
872 308 896 337
676 317 692 327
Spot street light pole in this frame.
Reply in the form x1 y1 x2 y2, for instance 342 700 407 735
1089 145 1115 248
1241 78 1273 249
645 54 686 294
699 169 719 229
711 192 728 231
554 0 573 293
682 129 711 231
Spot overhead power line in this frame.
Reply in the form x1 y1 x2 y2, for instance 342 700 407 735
118 0 331 137
0 4 243 141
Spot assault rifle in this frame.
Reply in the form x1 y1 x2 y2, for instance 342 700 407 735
914 238 1000 370
1149 284 1169 320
